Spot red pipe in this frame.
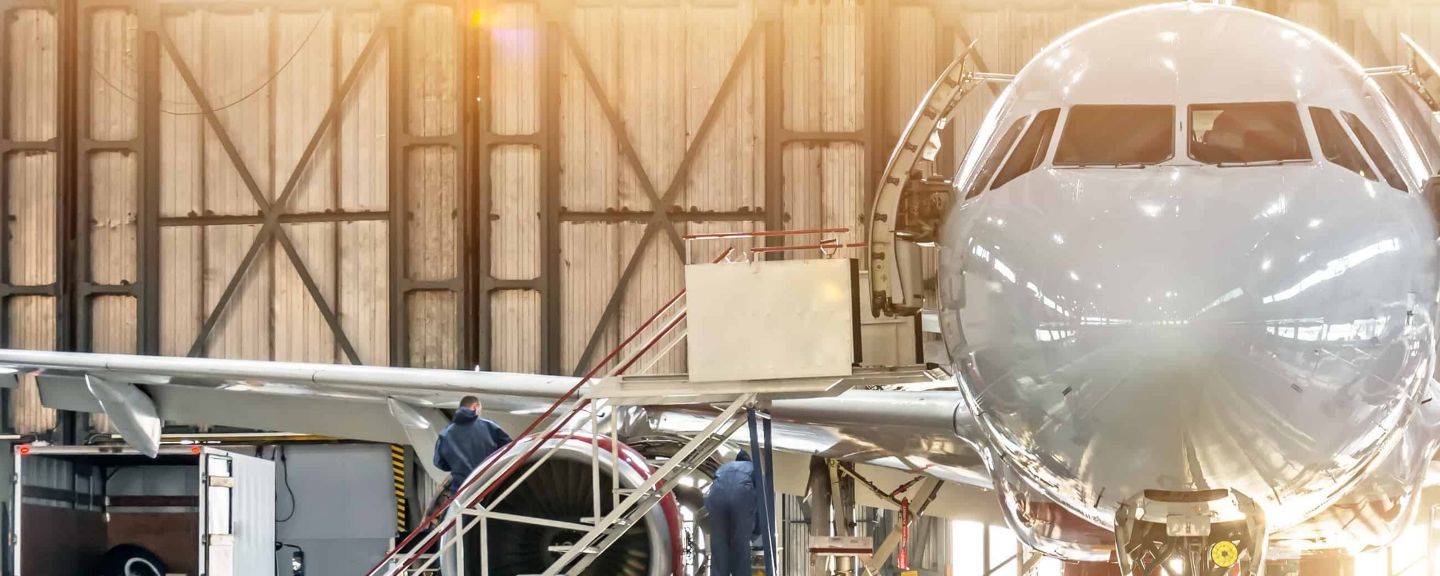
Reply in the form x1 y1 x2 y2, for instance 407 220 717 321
898 499 911 571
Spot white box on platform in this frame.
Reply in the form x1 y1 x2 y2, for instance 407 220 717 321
685 259 855 383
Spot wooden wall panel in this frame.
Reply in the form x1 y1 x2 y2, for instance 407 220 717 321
490 3 539 136
408 291 457 369
780 143 865 259
552 0 765 375
560 223 618 374
5 154 56 286
679 1 763 213
158 228 203 356
157 12 202 220
339 12 389 213
780 0 865 256
84 9 140 375
782 0 863 134
617 222 685 374
407 4 458 139
91 296 136 354
561 4 620 213
274 10 336 214
275 223 337 363
402 3 462 367
9 298 57 434
88 9 138 141
203 225 270 360
882 5 937 153
405 147 458 281
490 145 540 280
490 290 540 373
88 152 137 285
616 6 684 213
8 9 57 142
199 10 273 215
340 221 390 366
143 5 391 367
3 6 62 433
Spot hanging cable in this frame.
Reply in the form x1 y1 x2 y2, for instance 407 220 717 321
274 445 298 523
89 10 326 116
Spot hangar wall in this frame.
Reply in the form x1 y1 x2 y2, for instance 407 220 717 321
0 0 1437 436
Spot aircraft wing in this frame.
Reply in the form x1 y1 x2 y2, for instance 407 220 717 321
0 350 989 496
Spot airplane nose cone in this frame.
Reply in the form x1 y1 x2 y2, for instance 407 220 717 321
940 166 1439 529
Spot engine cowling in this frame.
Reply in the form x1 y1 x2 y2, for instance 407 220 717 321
441 434 682 576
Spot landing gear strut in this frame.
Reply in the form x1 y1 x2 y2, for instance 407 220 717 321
1115 489 1267 576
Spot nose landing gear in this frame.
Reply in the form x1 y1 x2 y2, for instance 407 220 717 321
1115 489 1268 575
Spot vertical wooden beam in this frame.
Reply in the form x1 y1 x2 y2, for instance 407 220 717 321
72 0 89 353
541 12 563 374
265 4 278 362
1 5 13 349
56 0 75 357
471 0 492 371
387 4 407 366
863 0 881 218
762 7 783 255
454 0 475 370
138 0 160 356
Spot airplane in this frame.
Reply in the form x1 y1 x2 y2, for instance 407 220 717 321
5 2 1440 575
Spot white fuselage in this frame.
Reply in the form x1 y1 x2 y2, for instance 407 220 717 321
937 2 1440 554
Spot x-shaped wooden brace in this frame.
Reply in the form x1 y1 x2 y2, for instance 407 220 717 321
570 21 763 374
163 11 391 364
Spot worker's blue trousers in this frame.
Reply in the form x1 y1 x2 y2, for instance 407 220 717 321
705 485 757 576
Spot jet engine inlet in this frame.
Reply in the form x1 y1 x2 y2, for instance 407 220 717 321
441 435 678 576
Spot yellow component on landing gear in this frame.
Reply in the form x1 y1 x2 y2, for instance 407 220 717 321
1211 541 1239 568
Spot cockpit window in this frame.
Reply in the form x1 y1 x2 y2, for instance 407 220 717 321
963 115 1028 200
1053 105 1174 167
1310 107 1378 182
991 108 1061 190
1188 102 1311 165
1340 111 1408 192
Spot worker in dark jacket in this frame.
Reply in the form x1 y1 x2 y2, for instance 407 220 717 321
704 450 761 576
433 396 513 490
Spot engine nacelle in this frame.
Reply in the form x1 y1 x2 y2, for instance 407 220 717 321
441 434 683 576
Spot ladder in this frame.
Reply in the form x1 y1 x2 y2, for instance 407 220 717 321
541 393 753 575
365 248 752 576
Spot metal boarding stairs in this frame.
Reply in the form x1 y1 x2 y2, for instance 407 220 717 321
367 229 859 576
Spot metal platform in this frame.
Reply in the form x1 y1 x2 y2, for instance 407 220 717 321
367 232 873 576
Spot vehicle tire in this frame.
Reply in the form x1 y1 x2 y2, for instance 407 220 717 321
98 544 167 576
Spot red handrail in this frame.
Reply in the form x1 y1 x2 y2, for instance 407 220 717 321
681 227 848 241
749 241 867 254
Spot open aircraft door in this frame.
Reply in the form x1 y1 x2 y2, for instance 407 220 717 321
200 448 275 576
865 44 1009 318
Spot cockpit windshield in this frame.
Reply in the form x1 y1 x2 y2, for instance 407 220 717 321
1189 102 1311 165
1053 105 1174 167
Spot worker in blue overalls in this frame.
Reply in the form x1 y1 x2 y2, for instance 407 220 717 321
433 395 513 495
705 450 761 576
